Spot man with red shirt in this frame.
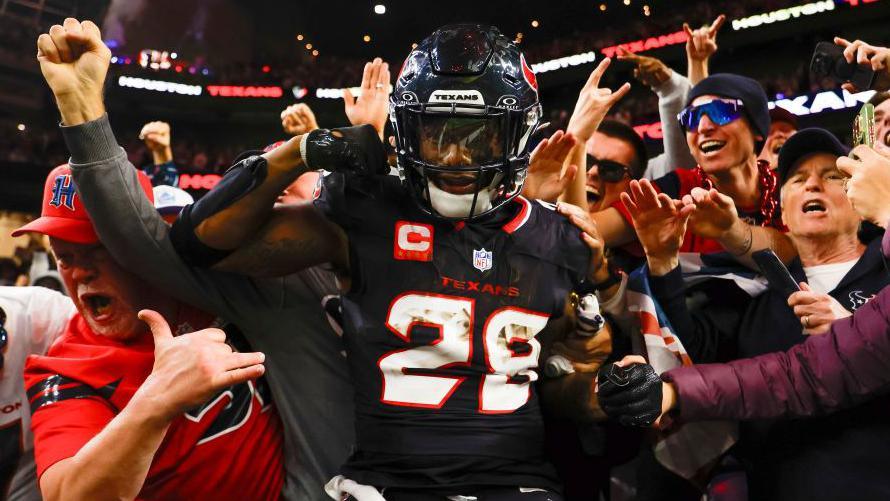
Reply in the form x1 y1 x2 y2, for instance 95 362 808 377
13 164 283 500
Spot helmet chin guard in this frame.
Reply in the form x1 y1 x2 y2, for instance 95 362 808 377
390 24 542 221
427 181 494 219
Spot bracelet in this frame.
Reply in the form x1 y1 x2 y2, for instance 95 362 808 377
583 260 622 292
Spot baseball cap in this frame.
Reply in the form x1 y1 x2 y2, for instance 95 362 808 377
769 107 799 130
776 128 850 185
153 185 194 216
12 165 154 244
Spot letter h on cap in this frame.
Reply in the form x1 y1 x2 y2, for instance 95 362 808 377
49 174 77 210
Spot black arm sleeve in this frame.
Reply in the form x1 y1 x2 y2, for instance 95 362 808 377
168 155 269 267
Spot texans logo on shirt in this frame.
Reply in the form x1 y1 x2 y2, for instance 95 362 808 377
185 380 270 444
849 290 876 311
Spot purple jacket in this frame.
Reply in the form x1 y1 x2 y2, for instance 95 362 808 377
662 225 890 421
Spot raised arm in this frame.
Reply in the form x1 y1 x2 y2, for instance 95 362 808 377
39 18 327 309
178 59 392 275
564 57 631 209
615 47 695 178
684 14 725 86
522 130 578 203
342 57 391 140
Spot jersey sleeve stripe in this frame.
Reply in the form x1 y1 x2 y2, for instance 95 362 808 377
27 374 109 414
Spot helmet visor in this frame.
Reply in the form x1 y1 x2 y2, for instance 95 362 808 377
410 114 505 167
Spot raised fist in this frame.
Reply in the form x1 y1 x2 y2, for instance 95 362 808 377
139 121 172 151
281 103 319 136
37 18 110 124
302 125 388 176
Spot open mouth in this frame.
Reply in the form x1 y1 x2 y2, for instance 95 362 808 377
699 140 726 154
883 130 890 147
431 173 482 195
586 185 601 203
802 200 826 214
771 139 786 154
81 293 114 320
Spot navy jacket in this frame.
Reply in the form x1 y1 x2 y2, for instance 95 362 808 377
659 230 890 500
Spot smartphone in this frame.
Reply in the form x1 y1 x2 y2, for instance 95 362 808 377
810 42 875 91
752 249 801 299
853 103 876 148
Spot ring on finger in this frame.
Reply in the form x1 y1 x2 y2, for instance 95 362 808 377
803 315 810 328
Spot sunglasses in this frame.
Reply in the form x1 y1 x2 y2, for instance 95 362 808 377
677 99 745 132
588 156 631 183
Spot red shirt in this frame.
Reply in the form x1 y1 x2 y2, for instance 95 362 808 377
24 313 284 501
612 168 781 255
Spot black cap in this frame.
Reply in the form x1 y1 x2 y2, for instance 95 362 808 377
769 107 799 130
688 74 770 150
776 128 850 185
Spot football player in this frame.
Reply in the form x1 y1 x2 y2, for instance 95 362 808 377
168 24 625 499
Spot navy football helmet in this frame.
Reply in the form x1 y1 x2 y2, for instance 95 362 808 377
390 24 542 220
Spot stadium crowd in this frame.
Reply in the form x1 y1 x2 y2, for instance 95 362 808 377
3 4 890 501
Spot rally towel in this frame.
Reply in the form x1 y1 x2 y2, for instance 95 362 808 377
624 252 767 481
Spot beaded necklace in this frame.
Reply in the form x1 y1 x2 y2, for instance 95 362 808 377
693 159 781 228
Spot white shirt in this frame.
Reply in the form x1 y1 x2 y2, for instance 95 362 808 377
803 259 859 294
0 287 75 500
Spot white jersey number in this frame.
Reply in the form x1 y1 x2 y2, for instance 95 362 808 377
379 293 548 413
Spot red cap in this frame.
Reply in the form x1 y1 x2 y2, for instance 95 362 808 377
12 164 154 244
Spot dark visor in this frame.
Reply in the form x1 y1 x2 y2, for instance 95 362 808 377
406 114 505 166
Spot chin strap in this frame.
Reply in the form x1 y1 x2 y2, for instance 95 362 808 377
426 181 493 219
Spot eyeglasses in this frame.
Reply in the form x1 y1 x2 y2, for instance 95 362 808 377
588 156 631 182
677 99 745 132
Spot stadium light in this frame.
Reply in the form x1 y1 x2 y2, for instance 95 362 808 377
374 4 386 14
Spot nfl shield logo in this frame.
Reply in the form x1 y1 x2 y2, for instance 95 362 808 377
473 248 493 272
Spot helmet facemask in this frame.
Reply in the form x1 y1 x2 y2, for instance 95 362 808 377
392 100 541 221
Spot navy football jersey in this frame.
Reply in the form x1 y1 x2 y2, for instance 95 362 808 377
316 173 590 491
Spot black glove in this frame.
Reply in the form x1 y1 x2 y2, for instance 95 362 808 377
597 362 663 427
303 124 388 176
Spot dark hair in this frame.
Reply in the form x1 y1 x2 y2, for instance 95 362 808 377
596 120 649 179
868 91 890 107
